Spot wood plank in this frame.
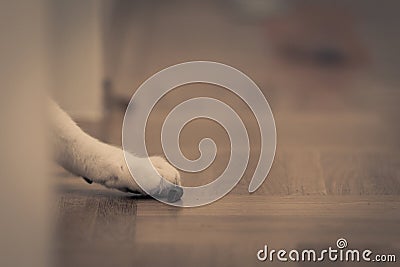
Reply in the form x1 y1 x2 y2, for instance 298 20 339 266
55 190 400 267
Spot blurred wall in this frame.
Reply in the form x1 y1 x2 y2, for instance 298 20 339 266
49 0 104 120
0 1 50 267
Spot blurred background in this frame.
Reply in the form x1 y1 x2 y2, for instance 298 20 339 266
46 0 400 187
49 0 400 190
1 0 399 266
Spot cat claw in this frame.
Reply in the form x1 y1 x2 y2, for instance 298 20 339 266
167 186 183 203
151 180 183 203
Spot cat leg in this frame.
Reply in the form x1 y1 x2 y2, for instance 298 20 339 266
48 99 181 198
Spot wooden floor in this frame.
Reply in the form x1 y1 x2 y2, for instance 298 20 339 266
55 1 400 266
55 179 400 267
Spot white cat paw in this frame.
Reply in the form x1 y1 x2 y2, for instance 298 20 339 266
82 149 182 202
149 156 181 186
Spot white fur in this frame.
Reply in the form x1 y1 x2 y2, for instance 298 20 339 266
48 99 181 195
